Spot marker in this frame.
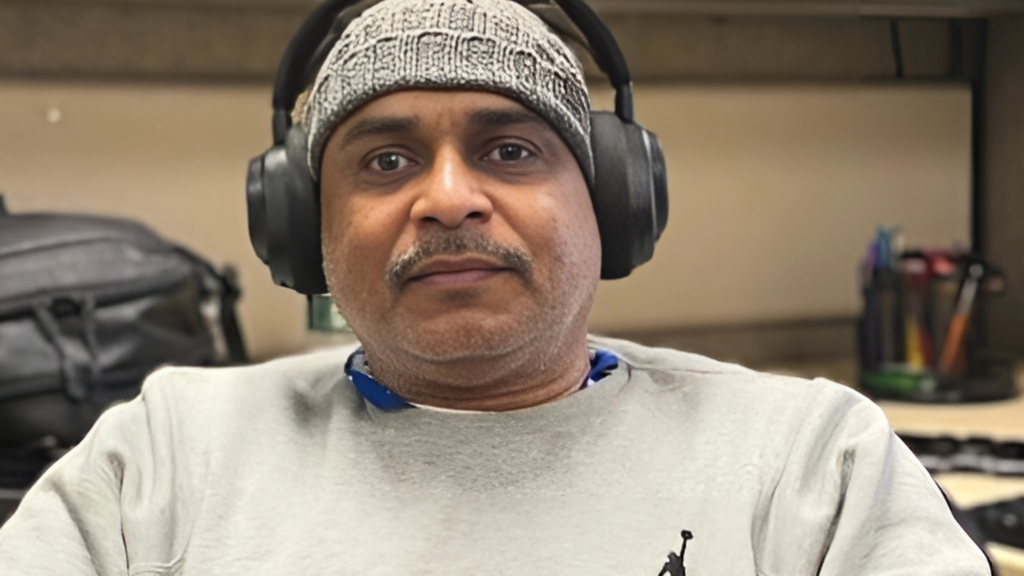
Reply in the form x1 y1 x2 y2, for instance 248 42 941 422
901 256 931 369
938 262 985 375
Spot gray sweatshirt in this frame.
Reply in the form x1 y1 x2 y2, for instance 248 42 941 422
0 336 990 575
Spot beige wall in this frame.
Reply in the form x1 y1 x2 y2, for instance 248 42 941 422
0 81 970 359
590 83 971 331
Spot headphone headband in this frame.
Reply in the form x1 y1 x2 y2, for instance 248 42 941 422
269 0 637 134
271 0 355 144
550 0 633 122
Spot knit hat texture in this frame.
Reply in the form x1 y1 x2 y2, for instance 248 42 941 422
301 0 593 182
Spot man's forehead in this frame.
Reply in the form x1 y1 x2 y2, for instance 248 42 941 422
333 89 552 147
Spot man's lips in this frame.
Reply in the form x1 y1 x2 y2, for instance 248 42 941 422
405 257 511 286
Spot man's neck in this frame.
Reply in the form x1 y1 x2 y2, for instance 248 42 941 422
359 334 593 412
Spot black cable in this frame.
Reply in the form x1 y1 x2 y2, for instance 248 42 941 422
890 19 905 79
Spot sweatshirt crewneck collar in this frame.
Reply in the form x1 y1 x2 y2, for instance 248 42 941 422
345 348 619 412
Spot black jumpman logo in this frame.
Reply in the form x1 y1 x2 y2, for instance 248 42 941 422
657 530 693 576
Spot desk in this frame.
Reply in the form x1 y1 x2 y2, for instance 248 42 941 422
879 392 1024 576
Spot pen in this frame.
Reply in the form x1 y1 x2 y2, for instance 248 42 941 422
938 261 985 375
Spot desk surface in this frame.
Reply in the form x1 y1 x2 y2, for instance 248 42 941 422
879 391 1024 576
879 392 1024 442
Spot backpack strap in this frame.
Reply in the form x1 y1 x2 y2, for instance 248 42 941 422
30 297 98 403
217 265 248 364
172 246 249 365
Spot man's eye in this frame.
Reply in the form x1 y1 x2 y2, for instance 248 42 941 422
486 144 532 162
370 152 411 172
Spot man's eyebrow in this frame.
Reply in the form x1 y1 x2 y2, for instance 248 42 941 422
469 108 549 131
338 116 420 148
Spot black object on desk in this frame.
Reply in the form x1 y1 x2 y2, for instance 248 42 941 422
969 497 1024 551
900 434 1024 476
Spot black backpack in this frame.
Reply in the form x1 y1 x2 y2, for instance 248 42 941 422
0 196 247 488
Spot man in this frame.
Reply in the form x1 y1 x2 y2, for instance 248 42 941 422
0 0 992 574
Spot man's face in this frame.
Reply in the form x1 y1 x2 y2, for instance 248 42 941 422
319 90 601 366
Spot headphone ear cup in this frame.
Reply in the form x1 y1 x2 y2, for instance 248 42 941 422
589 111 666 279
247 125 327 295
644 128 670 242
246 155 271 264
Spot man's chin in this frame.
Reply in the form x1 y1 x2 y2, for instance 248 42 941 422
389 314 535 364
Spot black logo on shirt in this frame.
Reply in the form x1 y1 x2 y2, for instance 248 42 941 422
657 530 693 576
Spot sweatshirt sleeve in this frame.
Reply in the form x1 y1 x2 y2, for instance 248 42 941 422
756 381 991 576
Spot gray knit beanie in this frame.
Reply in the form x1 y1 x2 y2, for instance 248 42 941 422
301 0 594 183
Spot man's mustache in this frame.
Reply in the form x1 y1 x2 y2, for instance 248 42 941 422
385 231 533 291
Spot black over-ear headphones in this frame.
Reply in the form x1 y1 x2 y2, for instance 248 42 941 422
247 0 669 295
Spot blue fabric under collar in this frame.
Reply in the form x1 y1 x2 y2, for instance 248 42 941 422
345 348 620 412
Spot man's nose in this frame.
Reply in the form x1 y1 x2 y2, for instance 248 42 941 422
409 146 494 229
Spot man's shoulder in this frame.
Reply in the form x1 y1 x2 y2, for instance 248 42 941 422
589 334 881 422
589 334 755 377
133 343 362 420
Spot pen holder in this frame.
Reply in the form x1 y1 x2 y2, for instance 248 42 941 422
857 252 1016 403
